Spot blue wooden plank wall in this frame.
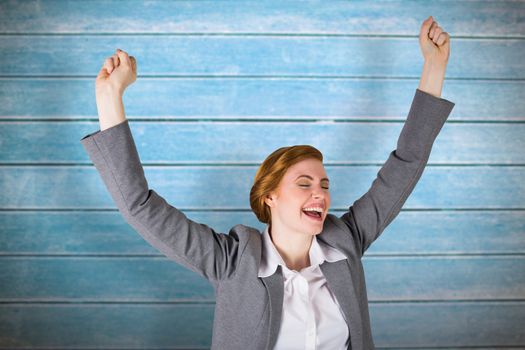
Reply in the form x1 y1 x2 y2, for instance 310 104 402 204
0 1 524 348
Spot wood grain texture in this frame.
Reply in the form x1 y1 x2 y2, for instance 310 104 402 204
0 303 524 348
1 79 523 120
1 122 524 164
1 211 524 255
1 166 524 209
0 256 523 301
1 1 523 37
1 36 524 79
0 0 523 348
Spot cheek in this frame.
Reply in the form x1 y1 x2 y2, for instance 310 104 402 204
279 190 304 213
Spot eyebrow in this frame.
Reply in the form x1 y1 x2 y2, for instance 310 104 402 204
295 175 330 182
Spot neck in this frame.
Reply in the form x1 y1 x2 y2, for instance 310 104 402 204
268 222 313 272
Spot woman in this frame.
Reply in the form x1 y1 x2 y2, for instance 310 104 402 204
80 16 455 350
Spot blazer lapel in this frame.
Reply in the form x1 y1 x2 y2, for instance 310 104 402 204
256 228 361 350
260 265 284 350
320 259 363 350
259 260 361 350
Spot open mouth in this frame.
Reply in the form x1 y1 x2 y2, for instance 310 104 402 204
302 208 323 221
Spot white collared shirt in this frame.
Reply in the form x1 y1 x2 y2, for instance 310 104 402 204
258 225 350 349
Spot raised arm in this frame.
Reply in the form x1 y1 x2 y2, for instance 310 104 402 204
80 49 247 284
339 16 455 256
95 48 134 131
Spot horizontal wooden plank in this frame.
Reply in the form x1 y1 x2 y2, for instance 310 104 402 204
1 166 524 209
3 121 524 164
0 302 523 348
0 304 213 348
1 36 523 79
370 302 525 347
1 211 524 255
1 1 523 37
1 79 522 121
0 257 214 301
0 256 523 301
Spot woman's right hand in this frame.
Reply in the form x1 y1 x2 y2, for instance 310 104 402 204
96 48 137 97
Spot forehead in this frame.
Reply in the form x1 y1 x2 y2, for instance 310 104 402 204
285 158 327 179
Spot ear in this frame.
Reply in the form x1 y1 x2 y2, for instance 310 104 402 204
264 192 276 208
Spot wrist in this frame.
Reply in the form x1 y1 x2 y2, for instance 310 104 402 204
423 58 447 72
419 60 447 98
96 83 124 101
95 89 126 131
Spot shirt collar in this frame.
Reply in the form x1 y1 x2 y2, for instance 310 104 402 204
258 225 347 278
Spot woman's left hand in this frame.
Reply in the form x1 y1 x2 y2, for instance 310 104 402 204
419 16 450 66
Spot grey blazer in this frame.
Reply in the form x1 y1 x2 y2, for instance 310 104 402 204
80 88 455 350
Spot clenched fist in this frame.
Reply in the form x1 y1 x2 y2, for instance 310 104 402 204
96 48 137 97
419 16 450 66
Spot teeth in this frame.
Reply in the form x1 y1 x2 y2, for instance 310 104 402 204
303 207 323 213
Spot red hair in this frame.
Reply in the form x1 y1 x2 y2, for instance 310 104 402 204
250 145 323 223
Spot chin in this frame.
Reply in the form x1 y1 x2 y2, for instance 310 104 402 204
306 222 324 235
298 214 325 234
314 219 327 234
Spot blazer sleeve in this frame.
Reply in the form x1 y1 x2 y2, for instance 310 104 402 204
80 119 245 283
339 88 455 257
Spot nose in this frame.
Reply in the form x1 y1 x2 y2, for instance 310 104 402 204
312 185 326 199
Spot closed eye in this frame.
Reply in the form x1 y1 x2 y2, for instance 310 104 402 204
299 184 329 190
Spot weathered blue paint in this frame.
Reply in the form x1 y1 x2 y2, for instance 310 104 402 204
1 211 524 255
1 122 524 163
0 303 524 347
0 256 524 301
1 166 524 208
0 0 524 348
1 79 524 120
1 36 524 79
